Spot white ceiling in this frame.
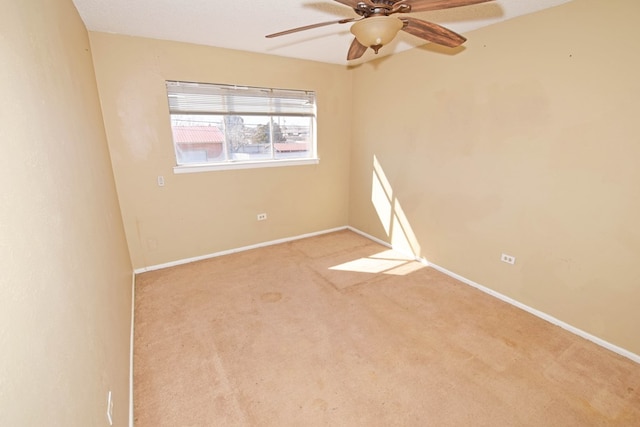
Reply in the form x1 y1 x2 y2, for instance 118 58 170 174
72 0 572 65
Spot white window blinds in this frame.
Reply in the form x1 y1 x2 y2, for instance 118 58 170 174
166 80 316 117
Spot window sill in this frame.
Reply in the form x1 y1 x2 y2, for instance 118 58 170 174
173 158 320 174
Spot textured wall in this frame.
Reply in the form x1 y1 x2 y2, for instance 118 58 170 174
89 33 352 270
349 0 640 355
0 0 132 425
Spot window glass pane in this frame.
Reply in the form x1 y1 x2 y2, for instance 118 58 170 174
273 116 314 160
231 116 272 162
171 114 225 165
166 81 317 169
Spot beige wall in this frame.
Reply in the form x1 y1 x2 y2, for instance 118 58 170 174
89 33 352 270
349 0 640 355
0 0 132 425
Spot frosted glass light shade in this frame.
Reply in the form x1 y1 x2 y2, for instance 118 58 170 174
350 16 403 53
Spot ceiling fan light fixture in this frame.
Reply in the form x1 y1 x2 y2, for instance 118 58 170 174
350 16 403 54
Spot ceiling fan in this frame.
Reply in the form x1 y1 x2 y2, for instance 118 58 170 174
266 0 496 60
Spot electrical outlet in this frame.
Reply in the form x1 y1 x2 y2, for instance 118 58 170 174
501 253 516 265
106 390 113 425
257 213 267 221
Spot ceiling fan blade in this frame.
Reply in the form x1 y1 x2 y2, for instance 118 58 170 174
347 38 367 60
401 17 466 47
404 0 494 13
266 18 355 38
332 0 360 8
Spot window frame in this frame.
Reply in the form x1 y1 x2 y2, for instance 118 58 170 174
165 80 319 173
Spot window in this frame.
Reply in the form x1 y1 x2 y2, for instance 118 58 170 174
166 80 318 172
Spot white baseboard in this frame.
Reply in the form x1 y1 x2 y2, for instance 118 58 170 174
424 261 640 364
133 226 349 274
346 227 640 364
346 226 393 248
129 271 135 427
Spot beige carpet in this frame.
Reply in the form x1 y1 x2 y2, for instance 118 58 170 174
134 230 640 426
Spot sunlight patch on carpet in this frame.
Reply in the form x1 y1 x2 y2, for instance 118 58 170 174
329 250 424 276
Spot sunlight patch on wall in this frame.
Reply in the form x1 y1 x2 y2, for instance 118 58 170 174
371 160 392 236
389 198 417 257
329 249 424 276
372 155 421 258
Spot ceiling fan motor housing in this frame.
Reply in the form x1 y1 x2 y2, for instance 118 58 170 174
355 0 411 17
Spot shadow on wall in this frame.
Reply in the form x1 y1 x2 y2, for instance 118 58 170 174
371 155 421 258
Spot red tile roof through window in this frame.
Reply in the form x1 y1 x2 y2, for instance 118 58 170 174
171 126 224 143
